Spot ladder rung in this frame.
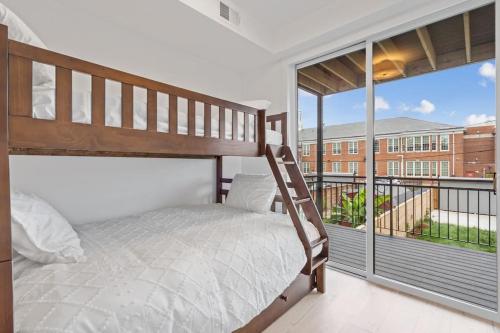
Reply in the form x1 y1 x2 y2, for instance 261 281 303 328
311 256 328 270
310 237 328 248
278 161 295 165
293 197 311 205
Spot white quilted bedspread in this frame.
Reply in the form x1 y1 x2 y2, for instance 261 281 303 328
14 204 310 333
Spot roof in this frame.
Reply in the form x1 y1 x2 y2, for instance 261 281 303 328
299 117 464 141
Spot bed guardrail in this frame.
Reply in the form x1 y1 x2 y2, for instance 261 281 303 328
5 30 268 157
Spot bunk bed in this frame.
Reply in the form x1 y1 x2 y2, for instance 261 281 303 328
0 21 328 332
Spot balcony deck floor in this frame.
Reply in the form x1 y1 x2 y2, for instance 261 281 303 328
326 224 498 310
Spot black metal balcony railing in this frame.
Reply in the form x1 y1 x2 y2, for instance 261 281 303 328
305 175 497 252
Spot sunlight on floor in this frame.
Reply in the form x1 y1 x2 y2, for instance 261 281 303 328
264 269 498 333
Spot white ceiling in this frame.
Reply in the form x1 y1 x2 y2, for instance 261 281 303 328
2 0 475 73
231 0 335 30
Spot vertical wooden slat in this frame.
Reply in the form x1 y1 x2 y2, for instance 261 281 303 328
121 83 133 128
216 156 223 203
169 95 177 134
271 121 276 131
254 114 258 142
244 112 249 142
0 24 13 333
204 104 211 138
232 110 238 141
281 113 288 145
56 67 72 122
147 89 157 131
258 110 266 155
9 55 32 117
219 106 225 140
188 99 195 136
91 76 105 126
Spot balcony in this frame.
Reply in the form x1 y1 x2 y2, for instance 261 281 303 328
307 175 498 310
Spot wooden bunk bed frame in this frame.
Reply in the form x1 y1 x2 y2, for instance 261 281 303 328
0 24 328 332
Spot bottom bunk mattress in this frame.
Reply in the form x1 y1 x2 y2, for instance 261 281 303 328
14 204 319 332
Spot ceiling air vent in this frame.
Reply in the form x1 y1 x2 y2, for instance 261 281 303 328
219 1 240 26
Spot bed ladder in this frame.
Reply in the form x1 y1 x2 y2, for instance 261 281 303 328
266 144 329 280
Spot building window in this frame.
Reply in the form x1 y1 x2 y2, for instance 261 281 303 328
332 162 341 173
414 161 421 176
406 161 414 176
431 135 438 151
374 139 380 153
422 161 430 176
440 135 449 151
303 144 310 156
406 137 414 152
432 161 438 177
414 136 422 152
348 161 359 174
332 142 341 155
348 141 358 154
303 162 310 173
387 137 399 153
422 136 430 151
388 161 399 176
323 143 327 155
441 161 449 177
323 162 327 172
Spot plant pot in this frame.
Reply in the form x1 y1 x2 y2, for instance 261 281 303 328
339 221 353 228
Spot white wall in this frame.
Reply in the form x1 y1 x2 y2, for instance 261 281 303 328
4 0 246 223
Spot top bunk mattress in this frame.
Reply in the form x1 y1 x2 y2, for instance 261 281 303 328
14 204 319 332
32 86 283 145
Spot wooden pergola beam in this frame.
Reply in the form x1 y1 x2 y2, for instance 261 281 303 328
297 73 326 96
299 66 338 92
416 26 437 70
319 58 358 88
377 39 406 77
346 52 365 72
463 12 472 63
405 42 493 79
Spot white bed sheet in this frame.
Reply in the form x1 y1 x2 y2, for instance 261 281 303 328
14 204 320 332
32 87 283 145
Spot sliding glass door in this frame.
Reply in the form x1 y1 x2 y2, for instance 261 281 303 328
367 1 498 317
295 0 500 322
297 46 367 274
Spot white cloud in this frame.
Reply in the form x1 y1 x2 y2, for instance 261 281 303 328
362 96 390 111
479 62 496 82
375 96 390 111
413 99 436 114
465 113 495 125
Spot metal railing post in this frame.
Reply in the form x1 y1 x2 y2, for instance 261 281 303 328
389 177 393 237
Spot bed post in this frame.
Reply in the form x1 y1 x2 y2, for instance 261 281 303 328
216 156 222 203
0 24 13 332
257 110 266 155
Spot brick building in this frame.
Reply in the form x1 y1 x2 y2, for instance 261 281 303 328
299 117 495 178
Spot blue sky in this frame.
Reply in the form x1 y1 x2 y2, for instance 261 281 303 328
299 60 496 129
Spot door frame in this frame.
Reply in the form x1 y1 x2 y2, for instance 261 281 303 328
288 0 500 323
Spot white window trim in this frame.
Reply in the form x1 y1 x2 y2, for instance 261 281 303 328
303 143 310 156
332 161 341 173
348 140 359 154
332 141 342 155
387 137 400 153
440 134 450 152
440 160 450 177
348 161 359 174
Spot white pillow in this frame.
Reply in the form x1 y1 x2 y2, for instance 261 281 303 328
0 3 53 86
225 174 277 213
10 191 85 264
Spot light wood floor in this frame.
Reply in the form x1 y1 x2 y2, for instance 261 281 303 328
264 269 499 333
